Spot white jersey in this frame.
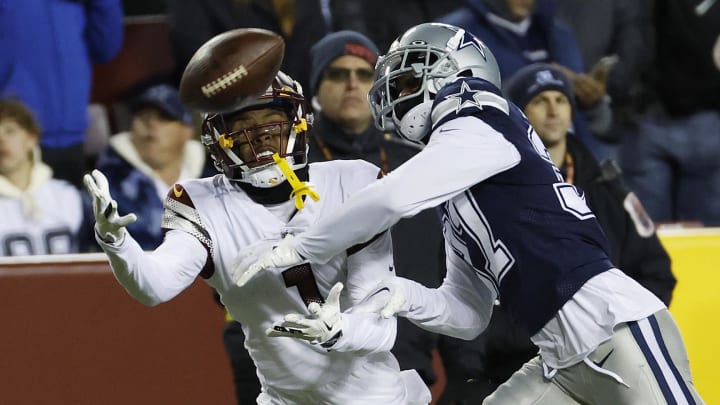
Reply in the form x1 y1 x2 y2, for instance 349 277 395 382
0 165 83 256
97 160 428 404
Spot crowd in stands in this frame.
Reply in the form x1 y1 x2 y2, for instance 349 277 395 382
1 0 717 403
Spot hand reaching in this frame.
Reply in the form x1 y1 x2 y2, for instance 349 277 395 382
83 169 137 244
353 277 408 318
230 239 280 285
235 234 303 287
267 282 344 348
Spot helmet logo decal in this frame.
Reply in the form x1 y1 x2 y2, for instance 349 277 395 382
457 33 487 60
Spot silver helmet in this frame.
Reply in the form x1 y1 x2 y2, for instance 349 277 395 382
201 71 313 187
369 23 501 143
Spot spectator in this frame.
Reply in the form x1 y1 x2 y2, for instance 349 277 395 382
437 63 678 400
92 84 208 250
307 30 445 389
0 1 124 187
439 0 614 160
357 0 463 53
555 0 654 118
554 0 656 159
619 0 720 226
167 0 327 95
0 100 84 256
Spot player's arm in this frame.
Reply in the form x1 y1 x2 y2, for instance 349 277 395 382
85 170 207 306
97 230 207 306
267 231 399 354
360 249 496 341
333 230 398 353
295 116 521 265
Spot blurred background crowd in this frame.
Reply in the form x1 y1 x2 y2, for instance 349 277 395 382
0 0 717 404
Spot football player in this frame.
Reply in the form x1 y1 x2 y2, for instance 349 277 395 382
241 23 705 404
84 71 430 405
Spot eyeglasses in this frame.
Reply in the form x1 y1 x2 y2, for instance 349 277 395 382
323 67 375 83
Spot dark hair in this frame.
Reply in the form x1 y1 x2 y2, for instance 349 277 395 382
0 99 42 138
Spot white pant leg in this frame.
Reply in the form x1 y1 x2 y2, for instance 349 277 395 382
570 310 704 405
483 356 580 404
257 352 430 404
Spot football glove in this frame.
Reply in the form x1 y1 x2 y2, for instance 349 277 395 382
235 234 303 287
83 169 137 244
230 239 279 287
354 277 408 319
267 282 344 348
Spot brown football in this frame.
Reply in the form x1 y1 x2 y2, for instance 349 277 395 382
179 28 285 113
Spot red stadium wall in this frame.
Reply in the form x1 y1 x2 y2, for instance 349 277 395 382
0 254 235 405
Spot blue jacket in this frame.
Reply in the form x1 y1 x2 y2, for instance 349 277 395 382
440 0 585 80
0 0 124 147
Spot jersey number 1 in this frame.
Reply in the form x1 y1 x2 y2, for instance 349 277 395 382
282 264 324 307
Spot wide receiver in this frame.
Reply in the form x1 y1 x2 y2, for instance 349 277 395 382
241 23 705 404
84 70 430 404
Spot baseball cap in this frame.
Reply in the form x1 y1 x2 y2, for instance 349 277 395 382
503 63 575 111
309 31 379 94
131 84 193 125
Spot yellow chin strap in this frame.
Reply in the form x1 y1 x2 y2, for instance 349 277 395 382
272 153 319 210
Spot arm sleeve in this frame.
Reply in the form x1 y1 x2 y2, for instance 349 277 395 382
97 229 208 306
333 230 398 354
295 116 521 264
399 251 496 340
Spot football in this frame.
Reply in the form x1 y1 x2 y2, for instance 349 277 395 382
179 28 285 113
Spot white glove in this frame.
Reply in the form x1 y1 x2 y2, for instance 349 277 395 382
353 277 408 318
267 282 344 348
235 234 303 287
83 169 137 244
230 239 279 286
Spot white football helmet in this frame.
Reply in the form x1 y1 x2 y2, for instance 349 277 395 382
202 71 313 187
369 23 501 143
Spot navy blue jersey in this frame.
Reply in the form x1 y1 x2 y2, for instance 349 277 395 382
433 78 613 334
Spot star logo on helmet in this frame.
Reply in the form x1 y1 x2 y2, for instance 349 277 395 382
457 33 487 60
444 81 485 113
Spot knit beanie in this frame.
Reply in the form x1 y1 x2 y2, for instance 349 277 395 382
503 63 575 111
309 31 379 94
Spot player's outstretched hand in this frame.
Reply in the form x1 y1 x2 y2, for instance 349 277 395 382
267 282 344 348
230 239 279 286
235 234 303 287
353 277 408 318
83 169 137 244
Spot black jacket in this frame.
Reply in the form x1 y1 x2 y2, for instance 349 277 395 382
439 135 675 401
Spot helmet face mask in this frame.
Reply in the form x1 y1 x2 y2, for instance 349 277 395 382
201 71 312 187
369 23 501 144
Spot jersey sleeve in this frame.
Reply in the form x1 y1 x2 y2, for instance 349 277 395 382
96 228 208 306
331 229 398 354
295 115 521 264
398 250 496 340
162 183 215 278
